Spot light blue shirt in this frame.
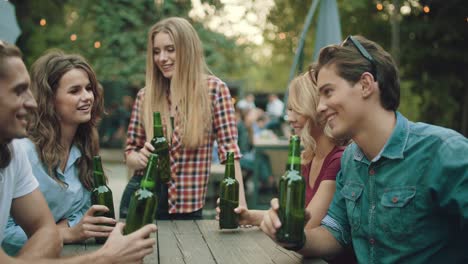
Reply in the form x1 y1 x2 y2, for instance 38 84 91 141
2 138 91 255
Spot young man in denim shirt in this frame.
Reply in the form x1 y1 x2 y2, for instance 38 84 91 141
260 35 467 263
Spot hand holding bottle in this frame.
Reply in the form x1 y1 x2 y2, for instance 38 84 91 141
133 142 155 170
215 197 257 226
260 198 282 241
260 198 310 249
59 205 116 244
95 222 157 264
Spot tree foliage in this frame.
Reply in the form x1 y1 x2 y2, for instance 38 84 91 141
12 0 252 100
262 0 467 135
10 0 467 134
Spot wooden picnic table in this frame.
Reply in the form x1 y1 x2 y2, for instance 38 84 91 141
62 220 326 264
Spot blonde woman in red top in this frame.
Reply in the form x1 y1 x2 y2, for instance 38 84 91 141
218 69 355 263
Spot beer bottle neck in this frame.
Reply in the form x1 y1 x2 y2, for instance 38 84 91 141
286 135 301 172
93 172 106 186
286 158 301 172
141 155 157 190
153 112 164 137
224 152 235 179
224 163 235 179
93 156 104 173
153 125 163 137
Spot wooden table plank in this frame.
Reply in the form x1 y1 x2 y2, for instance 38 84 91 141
60 242 86 257
157 220 185 264
247 228 302 264
165 220 216 264
197 220 291 264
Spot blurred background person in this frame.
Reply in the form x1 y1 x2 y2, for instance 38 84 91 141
236 93 256 111
265 93 285 136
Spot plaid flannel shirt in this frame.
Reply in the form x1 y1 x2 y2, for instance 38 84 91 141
125 76 241 214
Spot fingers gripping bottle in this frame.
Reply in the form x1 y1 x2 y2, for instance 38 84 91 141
91 155 116 244
124 153 159 235
219 152 239 229
151 112 171 183
277 135 305 247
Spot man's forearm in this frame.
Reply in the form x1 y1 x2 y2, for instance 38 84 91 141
298 226 343 258
17 226 62 259
3 249 108 264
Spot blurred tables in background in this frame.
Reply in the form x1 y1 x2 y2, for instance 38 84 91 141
251 137 289 209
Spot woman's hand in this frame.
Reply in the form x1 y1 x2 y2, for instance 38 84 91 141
127 142 155 171
59 205 116 244
216 197 261 226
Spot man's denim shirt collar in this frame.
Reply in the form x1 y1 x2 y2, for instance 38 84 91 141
353 111 409 163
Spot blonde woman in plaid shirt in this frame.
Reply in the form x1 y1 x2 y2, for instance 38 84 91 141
120 17 247 220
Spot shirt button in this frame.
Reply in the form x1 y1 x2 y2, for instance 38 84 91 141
369 238 375 245
352 192 355 197
369 169 376 175
392 197 399 203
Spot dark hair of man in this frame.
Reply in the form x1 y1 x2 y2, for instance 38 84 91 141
0 41 22 168
315 35 400 111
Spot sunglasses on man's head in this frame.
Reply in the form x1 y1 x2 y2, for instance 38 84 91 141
342 35 378 81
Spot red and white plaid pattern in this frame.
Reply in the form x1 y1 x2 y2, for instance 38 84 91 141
125 76 241 214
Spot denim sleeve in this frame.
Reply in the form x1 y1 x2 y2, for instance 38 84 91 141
67 199 91 227
430 135 468 225
2 218 28 256
320 169 352 247
67 210 84 227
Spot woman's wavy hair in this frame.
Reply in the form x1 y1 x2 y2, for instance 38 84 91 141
143 17 211 147
0 40 22 168
288 66 349 162
28 50 104 189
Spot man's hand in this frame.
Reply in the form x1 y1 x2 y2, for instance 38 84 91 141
259 198 282 241
97 222 157 264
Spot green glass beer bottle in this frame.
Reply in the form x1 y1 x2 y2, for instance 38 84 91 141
219 152 239 229
278 135 302 216
277 135 305 246
91 156 116 244
150 112 171 183
278 135 302 201
124 153 159 235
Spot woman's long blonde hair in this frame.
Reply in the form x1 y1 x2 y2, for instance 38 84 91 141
28 50 104 189
287 68 347 163
143 17 211 147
